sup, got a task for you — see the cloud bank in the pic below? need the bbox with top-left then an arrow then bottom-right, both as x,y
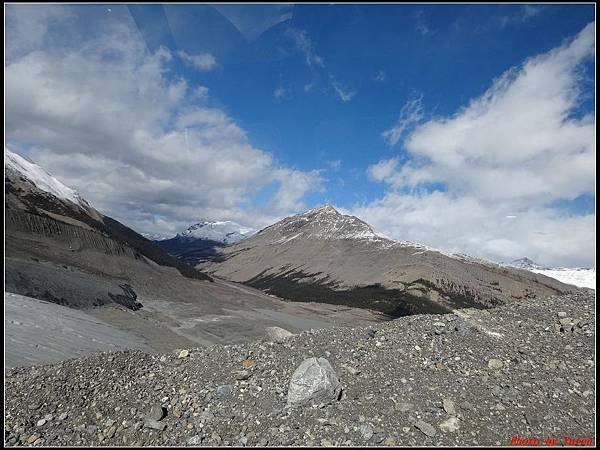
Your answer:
5,5 -> 322,236
358,22 -> 596,267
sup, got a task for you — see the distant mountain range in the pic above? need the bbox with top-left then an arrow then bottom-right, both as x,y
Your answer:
507,258 -> 595,289
198,205 -> 576,317
155,220 -> 255,264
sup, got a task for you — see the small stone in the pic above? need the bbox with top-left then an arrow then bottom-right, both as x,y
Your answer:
383,437 -> 397,446
178,349 -> 189,358
36,419 -> 46,427
442,399 -> 456,415
525,414 -> 542,428
343,365 -> 361,375
106,426 -> 116,438
488,359 -> 504,370
145,419 -> 166,431
414,420 -> 436,437
439,417 -> 460,433
265,326 -> 294,343
235,370 -> 252,381
148,403 -> 166,421
557,311 -> 567,318
187,435 -> 203,445
360,424 -> 374,441
58,412 -> 68,421
216,385 -> 234,398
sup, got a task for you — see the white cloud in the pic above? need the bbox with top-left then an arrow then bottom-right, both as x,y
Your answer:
360,22 -> 596,267
192,86 -> 209,101
5,4 -> 74,61
273,87 -> 290,103
177,50 -> 218,71
332,81 -> 356,102
382,96 -> 424,146
5,6 -> 321,236
352,191 -> 595,268
327,160 -> 342,172
500,5 -> 544,28
285,27 -> 325,69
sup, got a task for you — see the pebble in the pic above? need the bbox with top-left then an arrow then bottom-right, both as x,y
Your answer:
488,359 -> 504,370
442,398 -> 456,415
439,417 -> 460,433
414,420 -> 437,437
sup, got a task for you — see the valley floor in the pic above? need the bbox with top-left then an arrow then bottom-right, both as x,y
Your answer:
4,290 -> 595,447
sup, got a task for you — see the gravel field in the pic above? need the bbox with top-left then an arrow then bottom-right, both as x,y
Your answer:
4,291 -> 595,447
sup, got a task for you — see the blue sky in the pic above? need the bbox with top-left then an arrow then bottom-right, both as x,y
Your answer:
129,3 -> 595,212
5,4 -> 596,266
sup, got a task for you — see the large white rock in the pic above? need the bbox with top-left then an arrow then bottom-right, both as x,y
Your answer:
287,357 -> 342,407
265,326 -> 294,343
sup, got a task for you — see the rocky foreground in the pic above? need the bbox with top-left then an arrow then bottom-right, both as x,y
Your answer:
5,291 -> 596,447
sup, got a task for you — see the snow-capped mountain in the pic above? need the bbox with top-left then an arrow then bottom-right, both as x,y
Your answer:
5,148 -> 91,210
507,257 -> 595,289
141,232 -> 174,242
178,220 -> 255,244
155,220 -> 256,264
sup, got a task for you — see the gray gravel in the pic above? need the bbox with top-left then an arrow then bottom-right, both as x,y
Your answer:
4,291 -> 595,446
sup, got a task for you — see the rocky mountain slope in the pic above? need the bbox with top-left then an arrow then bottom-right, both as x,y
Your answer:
5,148 -> 211,288
199,205 -> 577,317
4,150 -> 385,360
5,290 -> 595,446
507,258 -> 595,290
156,221 -> 255,264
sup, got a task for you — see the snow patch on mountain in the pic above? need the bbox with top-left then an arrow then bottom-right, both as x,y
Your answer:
178,221 -> 255,244
531,268 -> 595,290
506,257 -> 595,289
5,148 -> 90,209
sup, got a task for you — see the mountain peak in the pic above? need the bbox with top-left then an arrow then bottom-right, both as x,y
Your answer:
508,257 -> 547,270
258,204 -> 384,242
305,204 -> 340,215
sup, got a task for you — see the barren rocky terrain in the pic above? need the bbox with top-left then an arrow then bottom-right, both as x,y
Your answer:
5,290 -> 595,447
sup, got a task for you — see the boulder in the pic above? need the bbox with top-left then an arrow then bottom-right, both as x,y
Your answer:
287,357 -> 342,407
